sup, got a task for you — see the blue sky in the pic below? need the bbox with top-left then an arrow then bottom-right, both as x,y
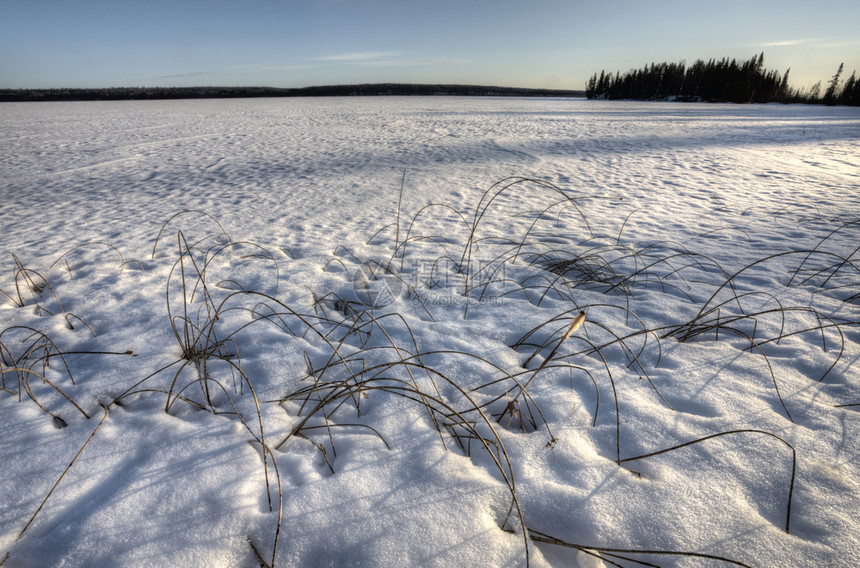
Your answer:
2,0 -> 858,90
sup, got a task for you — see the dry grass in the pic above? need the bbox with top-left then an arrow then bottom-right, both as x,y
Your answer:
2,183 -> 858,568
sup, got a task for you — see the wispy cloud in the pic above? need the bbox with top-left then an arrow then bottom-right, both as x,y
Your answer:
311,51 -> 470,68
760,39 -> 815,47
254,65 -> 310,72
156,71 -> 214,79
358,57 -> 471,67
759,38 -> 860,50
312,51 -> 400,62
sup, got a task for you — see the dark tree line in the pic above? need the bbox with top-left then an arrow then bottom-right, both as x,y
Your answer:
586,53 -> 860,106
0,84 -> 584,103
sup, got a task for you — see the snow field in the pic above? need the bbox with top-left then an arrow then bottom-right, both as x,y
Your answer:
1,98 -> 859,567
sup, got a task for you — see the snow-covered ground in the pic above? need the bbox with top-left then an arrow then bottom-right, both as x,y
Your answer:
1,97 -> 858,567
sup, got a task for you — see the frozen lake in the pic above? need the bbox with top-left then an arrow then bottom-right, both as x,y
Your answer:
1,98 -> 859,567
3,97 -> 858,254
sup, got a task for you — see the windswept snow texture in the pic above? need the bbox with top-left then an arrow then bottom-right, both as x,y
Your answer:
1,98 -> 859,567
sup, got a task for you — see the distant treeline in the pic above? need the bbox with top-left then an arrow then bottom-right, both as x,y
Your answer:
0,84 -> 584,102
586,53 -> 860,106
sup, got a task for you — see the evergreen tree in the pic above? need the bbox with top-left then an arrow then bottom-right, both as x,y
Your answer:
779,69 -> 791,102
838,72 -> 856,105
809,81 -> 822,101
585,73 -> 597,98
824,63 -> 844,105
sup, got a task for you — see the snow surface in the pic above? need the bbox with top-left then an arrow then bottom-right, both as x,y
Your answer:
1,97 -> 859,567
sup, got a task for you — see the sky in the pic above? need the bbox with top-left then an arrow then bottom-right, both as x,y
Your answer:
1,0 -> 858,91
